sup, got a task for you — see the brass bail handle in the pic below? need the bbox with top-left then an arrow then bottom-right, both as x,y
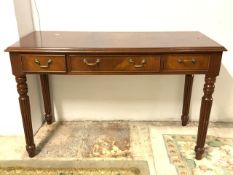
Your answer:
34,58 -> 53,68
83,58 -> 100,66
177,58 -> 196,64
129,59 -> 146,68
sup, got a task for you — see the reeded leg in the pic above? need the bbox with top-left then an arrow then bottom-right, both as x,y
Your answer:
181,74 -> 194,126
16,75 -> 36,157
40,74 -> 53,124
195,75 -> 216,160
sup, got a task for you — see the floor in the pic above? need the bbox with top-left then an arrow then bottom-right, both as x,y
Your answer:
0,121 -> 233,175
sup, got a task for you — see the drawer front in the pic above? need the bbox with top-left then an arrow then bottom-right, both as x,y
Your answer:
69,55 -> 161,73
163,54 -> 210,71
21,54 -> 66,73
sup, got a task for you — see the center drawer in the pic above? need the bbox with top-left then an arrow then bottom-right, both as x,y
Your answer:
69,55 -> 161,73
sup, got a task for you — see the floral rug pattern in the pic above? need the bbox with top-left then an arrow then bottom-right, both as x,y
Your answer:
0,167 -> 140,175
163,135 -> 233,175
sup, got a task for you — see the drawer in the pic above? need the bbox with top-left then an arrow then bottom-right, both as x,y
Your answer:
163,54 -> 210,71
69,55 -> 161,73
21,54 -> 67,73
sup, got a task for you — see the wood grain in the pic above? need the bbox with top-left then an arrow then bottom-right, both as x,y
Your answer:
69,55 -> 160,73
5,32 -> 226,159
181,74 -> 194,126
195,75 -> 216,160
5,31 -> 226,53
16,75 -> 36,157
40,74 -> 53,124
163,54 -> 210,72
21,54 -> 66,73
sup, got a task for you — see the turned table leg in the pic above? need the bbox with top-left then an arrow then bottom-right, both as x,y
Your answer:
16,75 -> 36,157
40,74 -> 53,124
195,75 -> 216,160
181,74 -> 194,126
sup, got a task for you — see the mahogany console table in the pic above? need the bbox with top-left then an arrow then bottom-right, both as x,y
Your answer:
5,31 -> 226,159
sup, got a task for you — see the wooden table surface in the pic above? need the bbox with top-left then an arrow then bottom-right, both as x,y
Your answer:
6,31 -> 226,53
5,31 -> 226,160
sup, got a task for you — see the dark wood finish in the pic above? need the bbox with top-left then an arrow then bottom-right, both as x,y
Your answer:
207,52 -> 223,76
40,74 -> 53,124
21,54 -> 66,73
69,55 -> 160,73
195,75 -> 216,160
16,75 -> 36,157
181,74 -> 194,126
163,54 -> 210,72
5,31 -> 226,53
10,53 -> 24,76
5,32 -> 226,159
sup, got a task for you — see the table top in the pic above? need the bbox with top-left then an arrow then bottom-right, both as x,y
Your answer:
5,31 -> 226,53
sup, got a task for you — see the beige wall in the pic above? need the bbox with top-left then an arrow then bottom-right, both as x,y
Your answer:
32,0 -> 233,122
13,0 -> 34,37
0,0 -> 21,135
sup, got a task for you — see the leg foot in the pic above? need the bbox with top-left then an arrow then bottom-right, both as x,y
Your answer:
181,114 -> 189,126
45,114 -> 53,124
195,146 -> 204,160
26,144 -> 36,157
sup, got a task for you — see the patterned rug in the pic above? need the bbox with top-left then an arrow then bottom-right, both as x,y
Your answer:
35,122 -> 131,158
163,135 -> 233,175
0,167 -> 140,175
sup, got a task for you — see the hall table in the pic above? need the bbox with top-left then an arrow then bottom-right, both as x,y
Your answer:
5,31 -> 226,159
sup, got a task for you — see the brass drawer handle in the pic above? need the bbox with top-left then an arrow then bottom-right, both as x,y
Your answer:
34,58 -> 52,68
83,58 -> 100,66
177,58 -> 196,64
129,59 -> 146,68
